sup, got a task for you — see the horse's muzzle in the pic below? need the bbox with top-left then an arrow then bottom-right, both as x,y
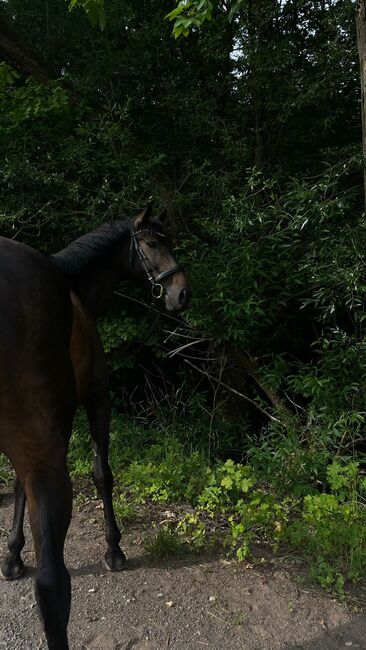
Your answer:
165,285 -> 191,312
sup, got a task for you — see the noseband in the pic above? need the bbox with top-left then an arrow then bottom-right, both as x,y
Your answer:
129,220 -> 184,300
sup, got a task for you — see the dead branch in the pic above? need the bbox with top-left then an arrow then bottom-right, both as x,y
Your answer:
184,359 -> 280,422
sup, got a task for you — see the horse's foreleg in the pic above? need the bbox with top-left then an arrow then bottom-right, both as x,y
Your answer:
1,476 -> 26,580
26,461 -> 72,650
85,388 -> 126,571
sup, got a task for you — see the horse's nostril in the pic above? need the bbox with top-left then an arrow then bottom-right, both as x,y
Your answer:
179,287 -> 190,306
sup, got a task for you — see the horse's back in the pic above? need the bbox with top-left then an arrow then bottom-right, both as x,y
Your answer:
0,237 -> 72,349
0,237 -> 76,468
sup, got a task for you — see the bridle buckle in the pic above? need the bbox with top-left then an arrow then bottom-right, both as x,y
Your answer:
151,283 -> 164,300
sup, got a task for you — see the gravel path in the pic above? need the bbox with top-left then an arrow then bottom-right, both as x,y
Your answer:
1,486 -> 366,650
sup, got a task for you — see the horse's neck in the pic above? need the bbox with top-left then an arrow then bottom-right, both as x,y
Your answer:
72,242 -> 130,316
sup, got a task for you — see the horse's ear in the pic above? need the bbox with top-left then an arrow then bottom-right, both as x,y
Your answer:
157,208 -> 168,223
134,202 -> 153,228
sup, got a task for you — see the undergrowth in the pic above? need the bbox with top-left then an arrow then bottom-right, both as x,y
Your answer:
1,405 -> 365,599
0,405 -> 365,599
67,408 -> 366,601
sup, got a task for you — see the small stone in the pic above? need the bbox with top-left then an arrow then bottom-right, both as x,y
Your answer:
157,592 -> 164,598
166,600 -> 174,607
345,643 -> 353,648
209,596 -> 216,602
88,587 -> 96,593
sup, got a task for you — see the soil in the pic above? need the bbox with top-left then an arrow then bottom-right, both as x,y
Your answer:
1,486 -> 366,650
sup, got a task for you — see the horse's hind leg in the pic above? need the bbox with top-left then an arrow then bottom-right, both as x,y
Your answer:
1,476 -> 26,580
85,386 -> 126,571
25,459 -> 72,650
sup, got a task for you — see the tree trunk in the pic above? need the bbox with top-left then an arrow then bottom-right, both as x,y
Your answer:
0,16 -> 51,82
356,1 -> 366,208
247,0 -> 277,170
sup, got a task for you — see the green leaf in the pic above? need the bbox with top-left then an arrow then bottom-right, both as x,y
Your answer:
68,0 -> 106,30
221,476 -> 233,489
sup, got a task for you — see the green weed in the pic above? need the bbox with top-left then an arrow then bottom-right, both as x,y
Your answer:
113,492 -> 136,525
144,525 -> 189,561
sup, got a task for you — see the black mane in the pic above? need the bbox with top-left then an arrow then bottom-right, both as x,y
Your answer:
52,219 -> 130,278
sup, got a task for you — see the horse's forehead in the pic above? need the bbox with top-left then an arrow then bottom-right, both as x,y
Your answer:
137,225 -> 168,241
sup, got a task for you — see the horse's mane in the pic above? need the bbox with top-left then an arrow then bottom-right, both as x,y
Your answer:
51,219 -> 130,278
51,217 -> 165,280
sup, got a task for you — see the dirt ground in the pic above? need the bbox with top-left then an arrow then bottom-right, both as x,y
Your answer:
1,486 -> 366,650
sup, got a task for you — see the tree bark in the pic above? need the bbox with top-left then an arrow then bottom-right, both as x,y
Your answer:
356,1 -> 366,208
0,16 -> 51,82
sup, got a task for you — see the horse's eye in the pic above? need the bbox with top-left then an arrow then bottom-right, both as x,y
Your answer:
147,240 -> 158,249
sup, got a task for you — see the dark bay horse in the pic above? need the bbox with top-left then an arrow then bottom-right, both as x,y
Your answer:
0,206 -> 189,650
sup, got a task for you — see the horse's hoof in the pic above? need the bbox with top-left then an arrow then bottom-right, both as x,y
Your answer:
104,548 -> 127,572
0,555 -> 24,581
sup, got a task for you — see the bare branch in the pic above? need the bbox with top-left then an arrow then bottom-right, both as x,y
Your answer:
184,359 -> 280,422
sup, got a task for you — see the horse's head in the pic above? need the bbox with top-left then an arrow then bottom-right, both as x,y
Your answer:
131,205 -> 190,312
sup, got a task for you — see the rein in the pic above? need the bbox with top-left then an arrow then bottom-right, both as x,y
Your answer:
128,220 -> 184,301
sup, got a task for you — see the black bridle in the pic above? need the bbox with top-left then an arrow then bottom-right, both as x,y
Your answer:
129,220 -> 184,300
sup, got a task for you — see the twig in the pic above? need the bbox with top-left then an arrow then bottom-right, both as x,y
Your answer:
208,348 -> 226,459
11,201 -> 52,240
163,329 -> 203,340
113,290 -> 192,327
184,359 -> 280,422
164,347 -> 218,361
284,391 -> 308,415
168,338 -> 208,357
206,610 -> 227,624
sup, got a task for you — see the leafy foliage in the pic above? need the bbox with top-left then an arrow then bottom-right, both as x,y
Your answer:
1,0 -> 366,596
166,0 -> 215,38
68,0 -> 106,29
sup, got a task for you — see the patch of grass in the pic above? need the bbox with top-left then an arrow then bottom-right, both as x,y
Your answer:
113,492 -> 136,525
233,612 -> 245,627
144,525 -> 189,561
68,411 -> 93,478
